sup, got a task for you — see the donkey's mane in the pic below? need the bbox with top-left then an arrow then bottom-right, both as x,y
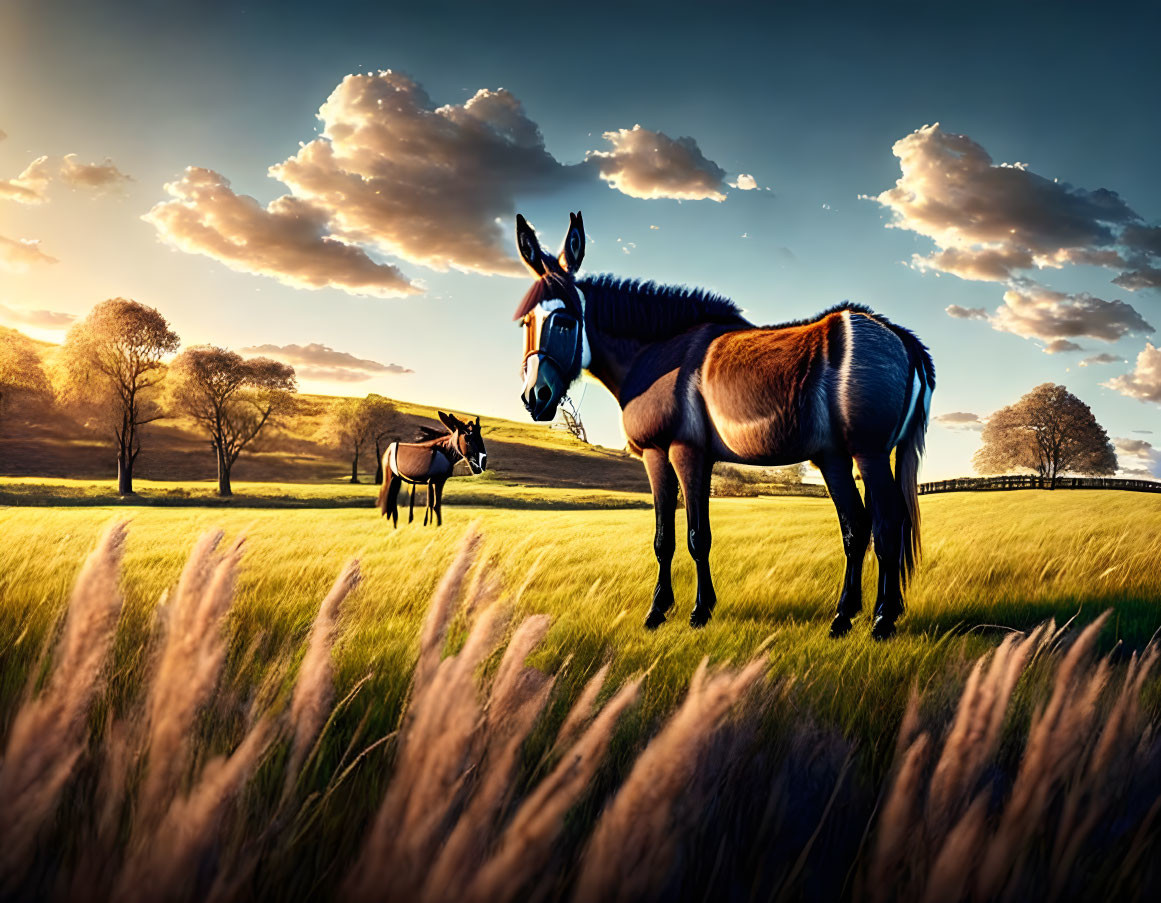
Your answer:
413,425 -> 448,443
578,275 -> 750,340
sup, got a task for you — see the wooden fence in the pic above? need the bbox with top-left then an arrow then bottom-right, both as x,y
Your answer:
919,475 -> 1161,495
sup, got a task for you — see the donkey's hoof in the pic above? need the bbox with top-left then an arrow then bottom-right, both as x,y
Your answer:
644,608 -> 667,630
829,614 -> 853,638
689,606 -> 713,629
871,616 -> 898,641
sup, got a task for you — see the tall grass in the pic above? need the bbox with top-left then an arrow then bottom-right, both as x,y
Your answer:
2,520 -> 1161,901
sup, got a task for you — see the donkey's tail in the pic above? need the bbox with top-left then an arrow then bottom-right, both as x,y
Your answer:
889,325 -> 935,586
378,446 -> 401,524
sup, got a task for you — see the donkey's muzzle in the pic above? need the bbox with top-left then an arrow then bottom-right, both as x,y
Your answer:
521,355 -> 565,421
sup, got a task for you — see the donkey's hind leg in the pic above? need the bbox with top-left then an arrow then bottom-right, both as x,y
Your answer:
856,453 -> 906,640
642,447 -> 678,629
408,483 -> 416,523
670,442 -> 716,628
385,476 -> 402,528
817,455 -> 871,638
433,479 -> 445,527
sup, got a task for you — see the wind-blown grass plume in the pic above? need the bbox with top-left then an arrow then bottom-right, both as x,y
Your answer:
284,558 -> 360,796
924,625 -> 1048,828
552,662 -> 611,754
0,520 -> 127,883
425,615 -> 555,900
346,529 -> 506,903
975,612 -> 1113,899
868,612 -> 1161,903
136,529 -> 245,827
346,532 -> 651,903
463,675 -> 643,903
116,719 -> 272,901
573,655 -> 769,903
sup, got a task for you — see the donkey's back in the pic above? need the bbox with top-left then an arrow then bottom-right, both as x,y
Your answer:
701,304 -> 930,465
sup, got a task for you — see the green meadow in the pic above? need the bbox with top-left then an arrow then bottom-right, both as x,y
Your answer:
4,486 -> 1159,759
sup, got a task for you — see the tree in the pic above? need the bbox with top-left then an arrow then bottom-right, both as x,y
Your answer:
973,383 -> 1117,487
169,346 -> 296,496
59,299 -> 180,495
0,327 -> 51,433
322,394 -> 401,484
367,395 -> 401,484
323,397 -> 375,484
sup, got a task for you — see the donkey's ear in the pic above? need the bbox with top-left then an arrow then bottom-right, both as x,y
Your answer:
516,214 -> 546,276
475,415 -> 481,429
559,210 -> 585,273
438,411 -> 455,430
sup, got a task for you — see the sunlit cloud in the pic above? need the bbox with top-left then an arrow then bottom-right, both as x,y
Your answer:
143,167 -> 419,297
867,123 -> 1161,290
1079,352 -> 1122,367
0,235 -> 56,271
146,71 -> 737,294
1113,436 -> 1160,479
990,285 -> 1153,346
1104,342 -> 1161,404
59,154 -> 132,191
1042,339 -> 1084,354
934,411 -> 984,431
1,152 -> 132,203
271,73 -> 591,277
587,124 -> 728,201
0,302 -> 75,329
0,156 -> 53,204
945,304 -> 988,320
730,173 -> 758,190
239,341 -> 413,382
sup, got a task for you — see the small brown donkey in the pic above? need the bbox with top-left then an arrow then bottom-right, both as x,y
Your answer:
377,412 -> 487,527
513,212 -> 934,639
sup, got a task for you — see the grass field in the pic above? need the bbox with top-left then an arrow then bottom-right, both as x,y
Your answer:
2,486 -> 1161,900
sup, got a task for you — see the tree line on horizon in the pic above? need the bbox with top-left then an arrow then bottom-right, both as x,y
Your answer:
0,299 -> 1133,496
0,298 -> 408,496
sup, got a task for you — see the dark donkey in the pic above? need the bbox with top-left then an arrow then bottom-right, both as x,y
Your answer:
514,212 -> 934,639
377,412 -> 487,527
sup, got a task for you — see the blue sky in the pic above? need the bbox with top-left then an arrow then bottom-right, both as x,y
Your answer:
2,0 -> 1159,478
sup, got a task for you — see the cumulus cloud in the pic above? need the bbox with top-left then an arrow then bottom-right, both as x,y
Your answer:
0,235 -> 56,270
146,72 -> 736,293
730,173 -> 758,190
934,411 -> 984,430
1,153 -> 132,203
587,124 -> 728,201
1115,437 -> 1154,458
239,342 -> 412,382
1104,342 -> 1161,404
0,302 -> 75,329
868,123 -> 1161,295
1113,266 -> 1161,291
1042,339 -> 1084,354
946,304 -> 988,320
270,73 -> 592,277
1079,352 -> 1122,366
1113,437 -> 1160,479
990,285 -> 1153,345
143,167 -> 419,297
0,156 -> 53,204
59,154 -> 132,190
867,123 -> 1146,284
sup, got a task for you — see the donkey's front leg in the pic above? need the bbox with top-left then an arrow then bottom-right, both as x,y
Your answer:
670,442 -> 716,628
642,448 -> 678,629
